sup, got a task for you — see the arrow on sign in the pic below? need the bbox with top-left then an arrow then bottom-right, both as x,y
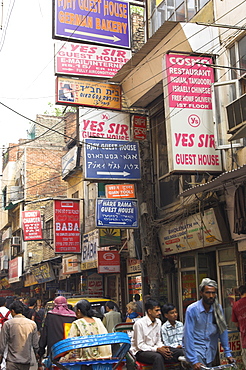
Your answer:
97,171 -> 130,177
109,222 -> 126,224
65,29 -> 121,42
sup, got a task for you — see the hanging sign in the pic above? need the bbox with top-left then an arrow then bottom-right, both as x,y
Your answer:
98,250 -> 120,273
55,41 -> 131,78
22,210 -> 43,241
54,0 -> 131,48
56,77 -> 121,110
54,199 -> 81,253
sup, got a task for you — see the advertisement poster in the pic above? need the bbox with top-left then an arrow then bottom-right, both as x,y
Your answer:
81,229 -> 99,270
56,77 -> 121,110
80,108 -> 130,140
219,331 -> 243,369
96,198 -> 139,228
9,257 -> 22,283
98,250 -> 120,273
55,41 -> 131,78
88,272 -> 103,296
163,53 -> 222,172
84,138 -> 141,180
22,210 -> 43,241
62,256 -> 81,275
54,0 -> 130,48
159,208 -> 222,255
54,199 -> 81,253
132,115 -> 147,140
105,184 -> 135,198
31,262 -> 55,284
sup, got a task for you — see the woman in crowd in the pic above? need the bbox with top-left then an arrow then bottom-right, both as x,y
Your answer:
61,299 -> 111,363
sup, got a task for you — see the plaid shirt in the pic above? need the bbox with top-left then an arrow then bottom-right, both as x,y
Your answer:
161,320 -> 183,347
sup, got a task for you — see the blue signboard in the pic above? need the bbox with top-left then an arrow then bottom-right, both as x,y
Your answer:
54,0 -> 130,49
84,138 -> 141,180
96,198 -> 138,228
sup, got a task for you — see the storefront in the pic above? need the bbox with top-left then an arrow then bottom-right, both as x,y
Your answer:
158,207 -> 239,324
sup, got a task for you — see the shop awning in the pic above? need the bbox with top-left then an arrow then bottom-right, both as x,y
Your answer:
180,165 -> 246,197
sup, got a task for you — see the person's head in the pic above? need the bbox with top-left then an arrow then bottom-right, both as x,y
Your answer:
75,299 -> 94,319
199,278 -> 217,307
9,301 -> 24,316
161,303 -> 178,325
0,298 -> 6,307
54,296 -> 68,308
134,294 -> 140,302
105,301 -> 115,312
143,294 -> 151,303
238,285 -> 246,296
29,298 -> 37,307
126,301 -> 138,314
145,299 -> 161,322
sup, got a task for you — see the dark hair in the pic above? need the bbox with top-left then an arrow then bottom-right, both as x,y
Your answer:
134,294 -> 140,301
76,299 -> 94,318
9,301 -> 24,314
239,285 -> 246,295
5,296 -> 15,309
161,303 -> 176,316
29,298 -> 37,307
0,297 -> 6,307
145,299 -> 160,312
105,301 -> 115,310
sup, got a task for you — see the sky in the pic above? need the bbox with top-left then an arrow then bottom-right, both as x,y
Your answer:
0,0 -> 55,150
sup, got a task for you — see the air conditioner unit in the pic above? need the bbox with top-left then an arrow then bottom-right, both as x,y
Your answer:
12,236 -> 20,245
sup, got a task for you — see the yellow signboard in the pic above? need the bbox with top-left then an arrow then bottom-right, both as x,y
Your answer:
56,77 -> 121,110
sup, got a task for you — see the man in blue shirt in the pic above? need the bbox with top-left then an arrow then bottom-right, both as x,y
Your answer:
183,278 -> 234,369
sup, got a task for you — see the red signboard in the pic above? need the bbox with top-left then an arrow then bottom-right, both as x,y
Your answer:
132,115 -> 147,140
9,257 -> 22,283
54,199 -> 81,253
22,210 -> 43,241
98,251 -> 120,273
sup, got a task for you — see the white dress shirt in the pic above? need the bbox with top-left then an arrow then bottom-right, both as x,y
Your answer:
131,315 -> 163,355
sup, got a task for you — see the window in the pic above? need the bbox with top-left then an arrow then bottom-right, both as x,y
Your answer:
45,219 -> 53,244
149,0 -> 211,37
72,191 -> 79,198
2,187 -> 7,208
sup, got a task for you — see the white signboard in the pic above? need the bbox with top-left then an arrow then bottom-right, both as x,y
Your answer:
80,108 -> 130,141
55,41 -> 131,79
163,54 -> 222,172
81,229 -> 99,270
159,208 -> 222,255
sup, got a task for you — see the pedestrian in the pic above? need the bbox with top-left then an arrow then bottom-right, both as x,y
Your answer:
0,297 -> 12,370
126,301 -> 141,322
0,300 -> 39,370
134,294 -> 143,317
23,298 -> 37,321
102,301 -> 121,333
131,298 -> 173,370
161,303 -> 184,361
183,277 -> 234,369
231,284 -> 246,368
60,299 -> 111,363
38,296 -> 76,360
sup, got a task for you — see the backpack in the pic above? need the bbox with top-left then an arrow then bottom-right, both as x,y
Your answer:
0,310 -> 11,327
